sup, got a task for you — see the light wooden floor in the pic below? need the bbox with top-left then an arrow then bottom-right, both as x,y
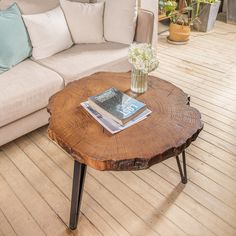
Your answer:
0,21 -> 236,236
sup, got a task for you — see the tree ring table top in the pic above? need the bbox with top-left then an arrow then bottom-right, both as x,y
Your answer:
47,72 -> 203,171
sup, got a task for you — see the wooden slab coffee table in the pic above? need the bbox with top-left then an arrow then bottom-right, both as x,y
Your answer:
47,72 -> 203,230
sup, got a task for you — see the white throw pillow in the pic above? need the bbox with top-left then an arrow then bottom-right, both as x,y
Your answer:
60,0 -> 104,44
22,7 -> 73,60
104,0 -> 137,45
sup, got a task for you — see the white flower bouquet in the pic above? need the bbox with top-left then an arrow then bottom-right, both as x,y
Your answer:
128,43 -> 159,74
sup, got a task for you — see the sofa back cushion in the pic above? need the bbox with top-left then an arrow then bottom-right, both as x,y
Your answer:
0,3 -> 32,74
22,6 -> 73,59
104,0 -> 137,45
0,0 -> 59,14
60,0 -> 104,44
0,0 -> 92,14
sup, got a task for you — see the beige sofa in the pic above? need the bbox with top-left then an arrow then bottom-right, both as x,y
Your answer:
0,0 -> 157,146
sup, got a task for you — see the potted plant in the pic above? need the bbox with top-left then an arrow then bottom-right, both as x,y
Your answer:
164,0 -> 200,43
193,0 -> 221,32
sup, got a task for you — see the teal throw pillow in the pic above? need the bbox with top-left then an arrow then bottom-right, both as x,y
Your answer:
0,3 -> 32,74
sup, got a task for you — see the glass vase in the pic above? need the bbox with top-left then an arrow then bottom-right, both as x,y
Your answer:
131,68 -> 148,93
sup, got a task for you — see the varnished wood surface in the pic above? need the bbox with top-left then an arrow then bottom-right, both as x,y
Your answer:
0,21 -> 236,236
48,73 -> 203,171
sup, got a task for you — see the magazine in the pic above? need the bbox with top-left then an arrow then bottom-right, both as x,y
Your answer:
81,101 -> 152,134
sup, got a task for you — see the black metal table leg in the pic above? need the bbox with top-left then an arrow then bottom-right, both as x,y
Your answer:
69,160 -> 87,230
176,150 -> 187,184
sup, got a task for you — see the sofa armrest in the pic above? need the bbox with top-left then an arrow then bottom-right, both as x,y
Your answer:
135,9 -> 154,44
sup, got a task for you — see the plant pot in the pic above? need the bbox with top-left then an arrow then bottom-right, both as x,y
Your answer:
169,23 -> 190,42
193,1 -> 221,32
227,0 -> 236,24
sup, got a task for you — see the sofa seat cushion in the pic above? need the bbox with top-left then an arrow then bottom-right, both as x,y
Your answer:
0,59 -> 64,127
38,42 -> 130,84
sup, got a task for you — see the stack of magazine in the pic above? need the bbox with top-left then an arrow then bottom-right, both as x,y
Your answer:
81,87 -> 152,134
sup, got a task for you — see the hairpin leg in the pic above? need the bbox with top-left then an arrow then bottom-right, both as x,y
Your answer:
69,160 -> 87,230
176,150 -> 187,184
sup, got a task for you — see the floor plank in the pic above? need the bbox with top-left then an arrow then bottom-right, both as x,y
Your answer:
16,135 -> 128,236
29,130 -> 157,236
111,171 -> 214,236
1,21 -> 236,235
151,164 -> 236,236
0,166 -> 45,236
2,143 -> 101,236
89,169 -> 186,236
164,158 -> 236,225
0,151 -> 70,236
0,209 -> 16,236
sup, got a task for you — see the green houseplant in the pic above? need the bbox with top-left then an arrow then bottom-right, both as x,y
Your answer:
159,0 -> 167,15
164,0 -> 200,43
